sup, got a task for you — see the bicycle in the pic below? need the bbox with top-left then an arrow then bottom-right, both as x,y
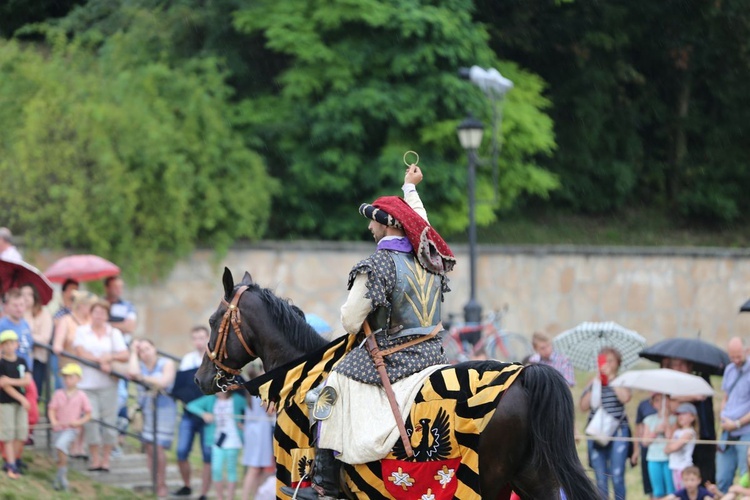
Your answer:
441,306 -> 533,364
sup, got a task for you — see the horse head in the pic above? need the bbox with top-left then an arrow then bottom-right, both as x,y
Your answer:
195,267 -> 259,394
195,267 -> 328,394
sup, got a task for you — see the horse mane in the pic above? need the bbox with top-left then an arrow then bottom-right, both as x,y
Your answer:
246,284 -> 328,352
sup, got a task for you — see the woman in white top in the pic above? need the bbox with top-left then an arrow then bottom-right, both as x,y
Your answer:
53,290 -> 96,367
73,299 -> 129,471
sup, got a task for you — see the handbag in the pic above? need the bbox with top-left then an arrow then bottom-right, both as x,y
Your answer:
585,407 -> 621,446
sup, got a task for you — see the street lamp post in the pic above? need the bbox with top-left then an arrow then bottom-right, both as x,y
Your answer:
457,115 -> 485,325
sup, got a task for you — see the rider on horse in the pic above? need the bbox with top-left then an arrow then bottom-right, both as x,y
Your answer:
283,165 -> 455,500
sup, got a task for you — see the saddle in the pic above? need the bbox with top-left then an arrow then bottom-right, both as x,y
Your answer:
245,333 -> 524,500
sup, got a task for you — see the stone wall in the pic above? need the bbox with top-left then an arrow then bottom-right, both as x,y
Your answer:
36,243 -> 750,357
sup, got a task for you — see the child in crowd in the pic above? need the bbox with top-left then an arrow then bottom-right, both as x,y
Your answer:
0,289 -> 34,370
241,367 -> 275,500
644,393 -> 677,499
636,393 -> 661,499
666,403 -> 699,490
665,466 -> 717,499
0,330 -> 31,479
187,390 -> 246,500
48,363 -> 92,491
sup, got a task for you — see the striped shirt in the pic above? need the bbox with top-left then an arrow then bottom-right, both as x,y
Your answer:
53,306 -> 71,321
584,384 -> 627,421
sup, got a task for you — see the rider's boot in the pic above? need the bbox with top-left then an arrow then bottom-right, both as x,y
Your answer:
280,448 -> 341,500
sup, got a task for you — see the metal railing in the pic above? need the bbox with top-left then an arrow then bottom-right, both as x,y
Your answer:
34,342 -> 168,495
156,348 -> 181,362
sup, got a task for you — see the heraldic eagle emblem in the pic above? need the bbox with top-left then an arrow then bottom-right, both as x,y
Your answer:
392,407 -> 452,461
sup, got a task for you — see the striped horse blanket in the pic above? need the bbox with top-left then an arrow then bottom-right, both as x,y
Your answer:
246,334 -> 523,500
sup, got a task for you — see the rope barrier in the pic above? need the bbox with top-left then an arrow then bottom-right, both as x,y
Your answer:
581,434 -> 750,446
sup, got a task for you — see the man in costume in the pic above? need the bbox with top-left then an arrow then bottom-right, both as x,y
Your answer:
283,165 -> 455,499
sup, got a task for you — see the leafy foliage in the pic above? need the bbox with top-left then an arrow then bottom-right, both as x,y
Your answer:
0,0 -> 84,38
480,0 -> 750,221
233,0 -> 558,238
3,0 -> 747,271
0,20 -> 276,279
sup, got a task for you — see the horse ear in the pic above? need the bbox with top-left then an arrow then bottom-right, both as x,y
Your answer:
222,267 -> 234,300
241,271 -> 254,286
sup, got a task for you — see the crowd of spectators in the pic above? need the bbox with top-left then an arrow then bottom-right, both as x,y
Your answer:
525,339 -> 750,500
7,221 -> 750,500
0,245 -> 275,498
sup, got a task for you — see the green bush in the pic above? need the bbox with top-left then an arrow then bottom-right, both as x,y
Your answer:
0,23 -> 276,278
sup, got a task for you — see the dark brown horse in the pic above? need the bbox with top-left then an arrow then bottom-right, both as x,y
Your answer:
195,269 -> 601,499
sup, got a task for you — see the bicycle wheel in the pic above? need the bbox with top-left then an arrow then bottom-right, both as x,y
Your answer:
441,332 -> 467,364
485,332 -> 533,363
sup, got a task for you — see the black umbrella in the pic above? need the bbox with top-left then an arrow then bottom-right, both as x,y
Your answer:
740,298 -> 750,313
639,338 -> 730,376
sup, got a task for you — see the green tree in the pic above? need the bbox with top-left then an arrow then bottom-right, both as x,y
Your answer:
480,0 -> 750,222
233,0 -> 558,238
0,0 -> 84,38
0,22 -> 276,278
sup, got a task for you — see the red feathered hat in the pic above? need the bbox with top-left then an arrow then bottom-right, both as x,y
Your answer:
359,196 -> 455,275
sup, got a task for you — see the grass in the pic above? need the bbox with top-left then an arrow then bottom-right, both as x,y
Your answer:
472,206 -> 750,248
0,451 -> 145,499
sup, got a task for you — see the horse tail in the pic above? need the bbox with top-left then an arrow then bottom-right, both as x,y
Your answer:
520,363 -> 602,499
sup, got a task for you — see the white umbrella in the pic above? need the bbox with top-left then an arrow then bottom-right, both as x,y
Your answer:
609,368 -> 714,397
553,321 -> 647,371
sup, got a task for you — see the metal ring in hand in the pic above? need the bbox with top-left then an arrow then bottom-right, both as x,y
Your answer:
403,150 -> 419,166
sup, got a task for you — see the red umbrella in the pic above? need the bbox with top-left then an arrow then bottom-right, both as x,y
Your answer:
44,254 -> 120,283
0,258 -> 54,305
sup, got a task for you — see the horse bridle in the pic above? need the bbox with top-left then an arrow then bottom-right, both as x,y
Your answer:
207,285 -> 257,392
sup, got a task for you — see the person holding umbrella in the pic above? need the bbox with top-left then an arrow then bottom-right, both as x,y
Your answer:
640,336 -> 729,485
20,284 -> 53,398
580,347 -> 632,500
669,357 -> 717,485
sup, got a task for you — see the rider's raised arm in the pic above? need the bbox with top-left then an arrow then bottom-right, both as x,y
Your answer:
340,273 -> 371,334
403,164 -> 429,224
